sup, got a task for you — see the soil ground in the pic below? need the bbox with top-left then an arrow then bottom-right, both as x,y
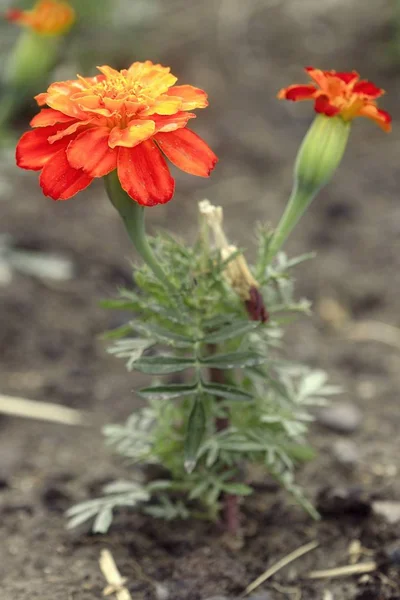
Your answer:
1,1 -> 400,598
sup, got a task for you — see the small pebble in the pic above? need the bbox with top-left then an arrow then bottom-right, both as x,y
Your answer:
0,259 -> 12,286
154,583 -> 170,600
372,501 -> 400,524
332,439 -> 360,467
317,485 -> 371,517
315,401 -> 362,434
203,594 -> 271,600
8,249 -> 75,281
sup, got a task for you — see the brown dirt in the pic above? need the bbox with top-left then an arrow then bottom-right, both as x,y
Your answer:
1,1 -> 400,598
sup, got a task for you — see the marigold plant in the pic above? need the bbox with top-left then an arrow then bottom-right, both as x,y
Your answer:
0,0 -> 75,131
15,63 -> 391,534
6,0 -> 75,35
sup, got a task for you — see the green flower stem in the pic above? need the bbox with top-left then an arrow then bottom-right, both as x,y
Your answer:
266,184 -> 315,262
267,115 -> 351,262
5,31 -> 60,88
104,171 -> 176,292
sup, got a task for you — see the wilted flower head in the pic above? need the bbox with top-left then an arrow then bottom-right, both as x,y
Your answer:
6,0 -> 75,35
199,200 -> 268,322
16,61 -> 217,205
278,67 -> 391,132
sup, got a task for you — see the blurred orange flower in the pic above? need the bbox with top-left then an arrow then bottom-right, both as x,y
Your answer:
16,61 -> 218,205
6,0 -> 75,35
278,67 -> 391,132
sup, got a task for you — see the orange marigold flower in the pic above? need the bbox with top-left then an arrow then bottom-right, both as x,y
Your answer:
16,61 -> 218,205
278,67 -> 391,132
5,0 -> 75,35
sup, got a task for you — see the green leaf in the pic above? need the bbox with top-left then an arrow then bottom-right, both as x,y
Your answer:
202,320 -> 260,343
92,507 -> 113,534
66,507 -> 99,529
139,382 -> 198,401
201,315 -> 232,330
200,351 -> 266,370
202,381 -> 253,402
102,324 -> 132,340
107,338 -> 155,370
184,399 -> 206,473
134,355 -> 196,375
131,321 -> 194,348
221,482 -> 253,496
99,298 -> 142,311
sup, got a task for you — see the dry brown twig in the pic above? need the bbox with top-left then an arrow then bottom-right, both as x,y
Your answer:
99,549 -> 132,600
242,540 -> 319,596
306,562 -> 377,580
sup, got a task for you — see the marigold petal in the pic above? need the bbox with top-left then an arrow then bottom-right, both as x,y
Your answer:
304,67 -> 329,88
141,95 -> 182,116
330,71 -> 359,84
35,92 -> 49,106
278,84 -> 318,101
47,119 -> 92,142
30,108 -> 75,127
154,129 -> 218,177
40,149 -> 93,200
97,65 -> 121,79
358,104 -> 392,132
353,80 -> 384,98
166,85 -> 208,110
117,140 -> 175,206
128,61 -> 177,94
16,125 -> 72,170
46,93 -> 88,119
314,95 -> 340,117
108,120 -> 156,149
66,127 -> 117,177
153,112 -> 196,133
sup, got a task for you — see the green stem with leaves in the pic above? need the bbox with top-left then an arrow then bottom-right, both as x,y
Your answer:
104,171 -> 176,293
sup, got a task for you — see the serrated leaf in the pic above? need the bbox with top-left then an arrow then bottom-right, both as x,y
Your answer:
221,482 -> 253,496
201,315 -> 233,330
92,507 -> 113,534
134,355 -> 195,375
188,479 -> 210,500
202,320 -> 260,343
66,507 -> 99,529
99,298 -> 142,311
139,382 -> 198,401
146,304 -> 191,325
131,321 -> 194,348
202,381 -> 253,402
107,338 -> 154,370
102,480 -> 148,495
184,400 -> 206,473
66,498 -> 108,516
147,480 -> 174,492
298,370 -> 328,399
200,351 -> 266,370
102,324 -> 132,340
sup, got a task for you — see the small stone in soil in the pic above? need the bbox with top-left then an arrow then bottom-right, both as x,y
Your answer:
154,583 -> 170,600
332,439 -> 360,467
372,501 -> 400,524
203,594 -> 271,600
315,402 -> 362,434
41,486 -> 71,512
317,485 -> 372,517
0,477 -> 9,490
